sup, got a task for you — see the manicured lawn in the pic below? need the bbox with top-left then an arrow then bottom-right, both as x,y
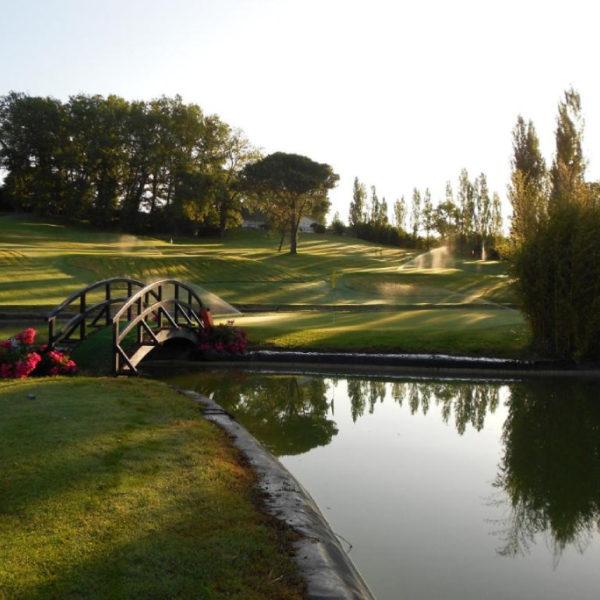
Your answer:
1,213 -> 527,358
0,377 -> 304,600
0,214 -> 515,308
233,309 -> 530,358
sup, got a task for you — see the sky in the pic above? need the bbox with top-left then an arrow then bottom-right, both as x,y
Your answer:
1,0 -> 599,225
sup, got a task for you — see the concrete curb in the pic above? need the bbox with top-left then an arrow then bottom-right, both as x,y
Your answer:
176,388 -> 375,600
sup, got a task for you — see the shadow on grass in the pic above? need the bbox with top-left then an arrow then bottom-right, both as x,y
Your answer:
0,379 -> 304,600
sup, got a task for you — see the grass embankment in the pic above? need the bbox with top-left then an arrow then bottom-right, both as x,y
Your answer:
0,377 -> 304,600
0,213 -> 530,357
234,308 -> 528,358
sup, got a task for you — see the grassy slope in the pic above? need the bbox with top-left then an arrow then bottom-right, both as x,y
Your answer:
0,214 -> 514,306
235,308 -> 528,358
0,377 -> 304,600
0,213 -> 529,357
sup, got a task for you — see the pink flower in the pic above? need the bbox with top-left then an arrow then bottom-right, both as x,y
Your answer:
62,359 -> 77,374
16,328 -> 36,345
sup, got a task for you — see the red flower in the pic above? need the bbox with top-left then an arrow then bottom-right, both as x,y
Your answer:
1,363 -> 14,378
16,328 -> 36,345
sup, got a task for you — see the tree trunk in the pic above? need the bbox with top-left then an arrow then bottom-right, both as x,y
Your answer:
290,211 -> 298,255
219,203 -> 227,238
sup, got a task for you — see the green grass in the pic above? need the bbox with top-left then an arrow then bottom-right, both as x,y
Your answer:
234,309 -> 530,358
0,214 -> 515,307
0,213 -> 528,358
0,377 -> 304,600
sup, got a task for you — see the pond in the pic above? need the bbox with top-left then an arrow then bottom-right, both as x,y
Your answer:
151,366 -> 600,600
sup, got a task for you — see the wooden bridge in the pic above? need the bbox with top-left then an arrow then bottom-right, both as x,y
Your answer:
47,278 -> 208,375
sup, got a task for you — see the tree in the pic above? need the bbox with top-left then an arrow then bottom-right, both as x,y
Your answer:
510,89 -> 600,360
433,181 -> 460,242
349,177 -> 366,228
457,168 -> 474,253
508,116 -> 547,245
474,173 -> 492,259
330,211 -> 346,235
422,188 -> 434,249
369,185 -> 380,224
393,196 -> 406,231
550,88 -> 586,212
410,188 -> 421,242
380,197 -> 389,226
491,192 -> 503,242
242,152 -> 338,254
434,199 -> 459,240
212,127 -> 261,237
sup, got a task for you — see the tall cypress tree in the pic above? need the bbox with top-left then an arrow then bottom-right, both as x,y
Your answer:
410,188 -> 421,242
349,176 -> 366,228
508,116 -> 547,245
550,88 -> 586,212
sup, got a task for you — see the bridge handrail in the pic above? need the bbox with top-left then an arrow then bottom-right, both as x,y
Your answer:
111,279 -> 204,323
112,279 -> 206,375
46,277 -> 147,347
47,277 -> 146,318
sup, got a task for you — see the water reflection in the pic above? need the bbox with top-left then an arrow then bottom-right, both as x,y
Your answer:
165,368 -> 600,564
493,380 -> 600,562
185,371 -> 337,455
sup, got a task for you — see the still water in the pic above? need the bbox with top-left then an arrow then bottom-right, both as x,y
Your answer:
156,367 -> 600,600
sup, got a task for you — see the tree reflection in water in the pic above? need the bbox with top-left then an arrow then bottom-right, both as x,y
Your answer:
170,369 -> 600,562
183,371 -> 338,456
348,379 -> 500,434
493,380 -> 600,563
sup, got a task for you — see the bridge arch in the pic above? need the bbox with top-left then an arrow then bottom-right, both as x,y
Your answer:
47,278 -> 209,375
112,279 -> 206,375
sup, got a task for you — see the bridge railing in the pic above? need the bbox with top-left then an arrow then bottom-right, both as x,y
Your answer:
112,279 -> 206,375
47,277 -> 147,348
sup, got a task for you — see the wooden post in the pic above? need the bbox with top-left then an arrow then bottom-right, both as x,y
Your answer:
137,298 -> 143,344
79,293 -> 86,340
127,282 -> 132,322
113,320 -> 119,375
105,282 -> 111,325
174,283 -> 179,325
157,285 -> 163,328
48,316 -> 55,348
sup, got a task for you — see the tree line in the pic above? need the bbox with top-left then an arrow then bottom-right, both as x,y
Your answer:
508,88 -> 600,361
0,92 -> 337,252
0,92 -> 261,235
345,170 -> 503,258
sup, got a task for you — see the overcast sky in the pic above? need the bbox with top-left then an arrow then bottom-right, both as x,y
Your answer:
1,0 -> 599,223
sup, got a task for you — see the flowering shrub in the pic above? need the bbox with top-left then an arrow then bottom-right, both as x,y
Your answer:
0,328 -> 77,379
197,321 -> 248,356
35,347 -> 78,377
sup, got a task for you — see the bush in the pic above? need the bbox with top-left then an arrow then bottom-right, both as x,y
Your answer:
196,322 -> 248,356
511,202 -> 600,361
0,328 -> 77,379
